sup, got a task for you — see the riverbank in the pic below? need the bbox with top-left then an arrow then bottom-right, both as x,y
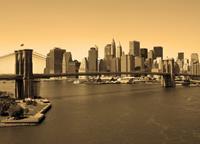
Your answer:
0,99 -> 51,127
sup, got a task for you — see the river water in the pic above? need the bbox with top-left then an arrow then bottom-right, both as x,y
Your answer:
0,80 -> 200,144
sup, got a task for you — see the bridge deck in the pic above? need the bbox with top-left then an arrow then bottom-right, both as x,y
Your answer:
0,72 -> 199,80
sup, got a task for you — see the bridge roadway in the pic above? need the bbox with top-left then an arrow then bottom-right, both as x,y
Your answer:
0,72 -> 200,80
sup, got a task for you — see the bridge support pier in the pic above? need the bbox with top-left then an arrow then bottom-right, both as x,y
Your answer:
15,49 -> 34,99
15,79 -> 23,99
161,59 -> 176,88
161,74 -> 175,88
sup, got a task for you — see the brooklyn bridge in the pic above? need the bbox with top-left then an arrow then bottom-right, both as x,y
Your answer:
0,49 -> 199,99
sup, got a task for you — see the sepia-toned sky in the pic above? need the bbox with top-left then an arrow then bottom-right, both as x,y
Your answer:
0,0 -> 199,60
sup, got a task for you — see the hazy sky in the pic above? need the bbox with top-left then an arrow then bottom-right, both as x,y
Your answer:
0,0 -> 199,60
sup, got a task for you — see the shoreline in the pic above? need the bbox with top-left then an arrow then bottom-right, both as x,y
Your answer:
0,100 -> 52,127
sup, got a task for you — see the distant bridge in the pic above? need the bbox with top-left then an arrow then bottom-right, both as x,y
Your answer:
1,72 -> 199,80
0,49 -> 199,99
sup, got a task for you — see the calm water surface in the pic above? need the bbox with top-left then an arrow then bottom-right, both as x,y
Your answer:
0,80 -> 200,144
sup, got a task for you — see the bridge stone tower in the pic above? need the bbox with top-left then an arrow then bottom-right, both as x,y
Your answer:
161,59 -> 176,87
15,49 -> 33,99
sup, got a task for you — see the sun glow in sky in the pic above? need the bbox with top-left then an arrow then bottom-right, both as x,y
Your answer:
0,0 -> 200,60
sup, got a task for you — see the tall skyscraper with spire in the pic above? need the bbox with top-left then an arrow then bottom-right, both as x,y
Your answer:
111,38 -> 116,57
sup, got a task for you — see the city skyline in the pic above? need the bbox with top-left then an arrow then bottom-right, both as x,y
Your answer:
0,38 -> 199,61
1,1 -> 200,143
0,0 -> 200,60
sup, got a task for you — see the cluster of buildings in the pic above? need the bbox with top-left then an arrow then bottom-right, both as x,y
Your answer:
44,48 -> 80,74
79,39 -> 164,74
43,39 -> 200,76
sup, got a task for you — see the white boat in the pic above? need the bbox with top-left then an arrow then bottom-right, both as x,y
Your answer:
73,79 -> 80,84
41,98 -> 50,103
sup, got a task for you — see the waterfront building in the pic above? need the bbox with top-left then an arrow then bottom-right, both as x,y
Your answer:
174,62 -> 181,74
129,41 -> 140,56
62,52 -> 72,73
140,48 -> 148,60
79,57 -> 88,73
152,57 -> 163,72
116,58 -> 121,72
191,53 -> 199,64
190,53 -> 200,75
127,55 -> 135,73
79,57 -> 88,79
104,44 -> 112,71
121,55 -> 127,73
116,42 -> 122,58
98,59 -> 107,72
176,59 -> 184,73
135,56 -> 144,71
88,47 -> 98,72
44,53 -> 50,74
121,54 -> 134,73
44,47 -> 66,74
111,39 -> 116,57
104,44 -> 111,59
183,59 -> 190,73
67,60 -> 80,73
153,46 -> 163,59
148,50 -> 154,60
190,63 -> 200,75
144,59 -> 152,72
110,58 -> 121,72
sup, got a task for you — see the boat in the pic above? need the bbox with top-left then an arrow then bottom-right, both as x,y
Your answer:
73,79 -> 80,84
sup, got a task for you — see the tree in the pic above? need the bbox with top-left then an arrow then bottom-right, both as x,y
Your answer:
0,101 -> 10,116
8,104 -> 24,119
0,98 -> 15,116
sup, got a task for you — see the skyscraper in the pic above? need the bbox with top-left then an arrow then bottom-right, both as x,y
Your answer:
111,38 -> 116,57
44,47 -> 66,74
62,52 -> 72,73
183,59 -> 190,73
176,59 -> 184,73
135,56 -> 144,71
129,41 -> 140,56
79,57 -> 89,79
127,55 -> 135,73
190,53 -> 200,75
121,55 -> 128,73
104,44 -> 111,59
140,48 -> 148,59
148,50 -> 154,60
79,57 -> 88,73
178,52 -> 184,60
116,42 -> 122,58
176,52 -> 184,73
110,58 -> 121,72
191,53 -> 199,64
190,63 -> 200,75
121,54 -> 134,73
88,47 -> 98,72
67,60 -> 80,73
104,44 -> 112,71
98,59 -> 107,72
153,46 -> 163,59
